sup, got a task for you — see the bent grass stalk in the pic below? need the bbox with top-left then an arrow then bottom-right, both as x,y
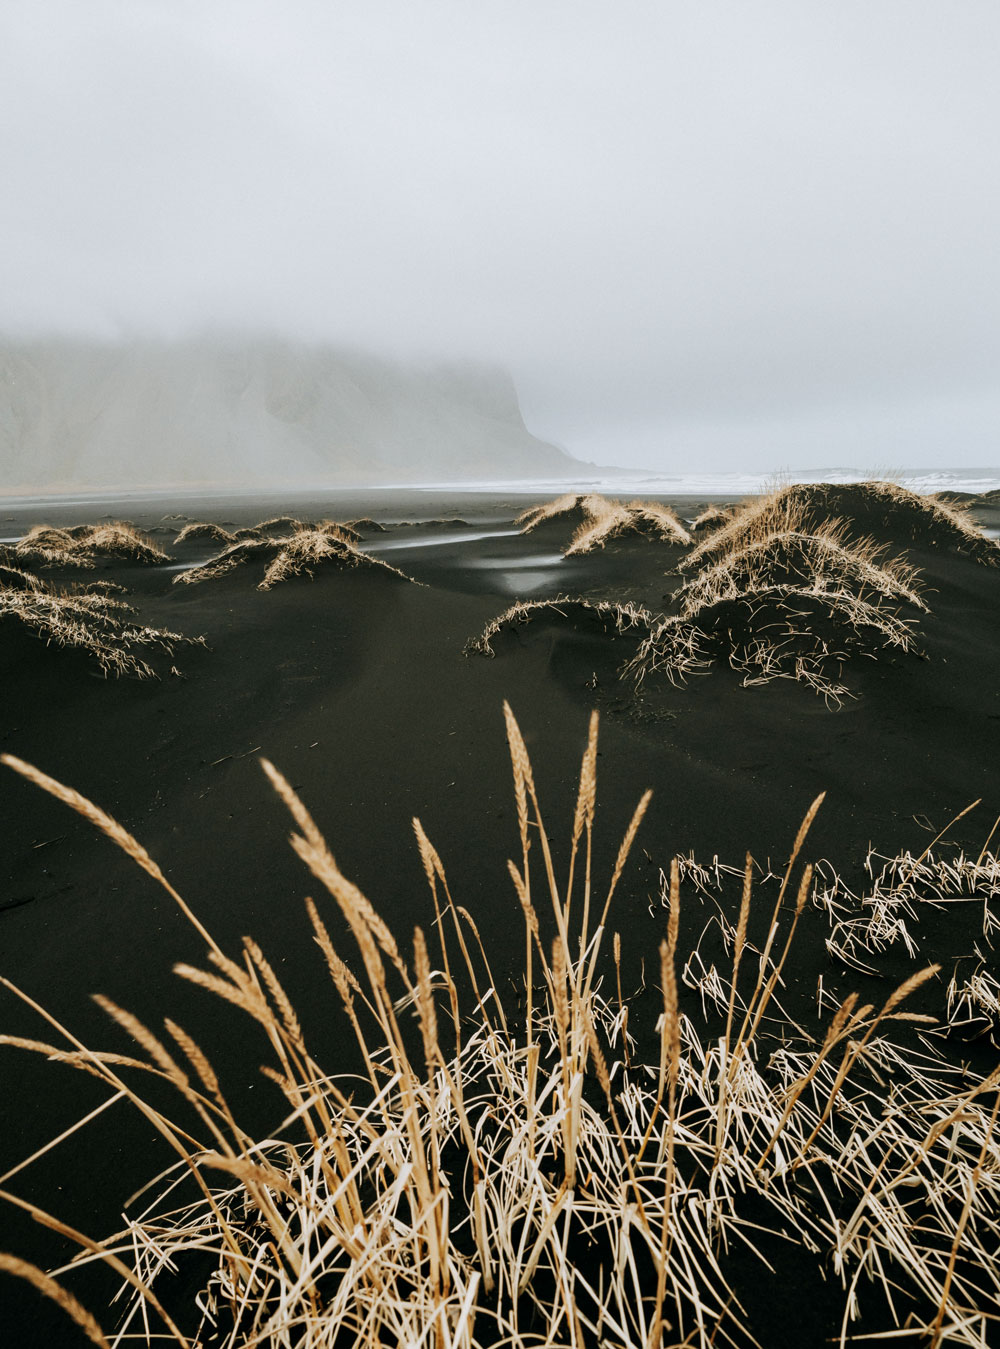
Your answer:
2,714 -> 999,1347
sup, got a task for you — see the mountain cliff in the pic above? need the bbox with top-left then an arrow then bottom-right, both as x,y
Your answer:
0,338 -> 571,491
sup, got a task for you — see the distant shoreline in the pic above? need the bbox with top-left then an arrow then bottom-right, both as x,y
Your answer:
4,465 -> 1000,506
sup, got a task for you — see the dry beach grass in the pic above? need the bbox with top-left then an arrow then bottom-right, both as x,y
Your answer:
629,520 -> 930,705
174,519 -> 362,547
480,481 -> 998,705
174,526 -> 413,590
515,495 -> 692,552
680,482 -> 999,573
9,522 -> 171,569
2,481 -> 1000,1347
0,571 -> 204,679
1,709 -> 999,1348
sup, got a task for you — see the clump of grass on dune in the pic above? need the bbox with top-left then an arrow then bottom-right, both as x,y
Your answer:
683,480 -> 998,572
566,499 -> 692,554
473,513 -> 927,703
14,522 -> 171,569
514,493 -> 608,533
627,500 -> 932,705
258,528 -> 394,588
241,514 -> 306,537
690,504 -> 733,533
174,536 -> 278,585
175,527 -> 414,589
516,494 -> 692,552
0,563 -> 43,593
630,587 -> 922,706
473,481 -> 988,709
0,575 -> 204,677
241,517 -> 362,544
172,521 -> 237,545
678,520 -> 926,614
175,518 -> 362,547
3,712 -> 1000,1348
465,596 -> 654,657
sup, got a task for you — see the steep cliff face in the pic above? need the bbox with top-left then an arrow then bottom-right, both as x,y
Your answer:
0,339 -> 571,491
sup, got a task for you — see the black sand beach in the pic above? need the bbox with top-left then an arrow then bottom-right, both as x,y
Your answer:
2,486 -> 1000,1347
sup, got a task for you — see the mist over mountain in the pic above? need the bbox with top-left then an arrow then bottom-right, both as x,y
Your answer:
0,338 -> 573,492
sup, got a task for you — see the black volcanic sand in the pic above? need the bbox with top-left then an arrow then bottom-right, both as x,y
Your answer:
2,488 -> 1000,1347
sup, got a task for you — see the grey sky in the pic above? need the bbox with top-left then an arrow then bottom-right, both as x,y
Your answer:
2,0 -> 998,471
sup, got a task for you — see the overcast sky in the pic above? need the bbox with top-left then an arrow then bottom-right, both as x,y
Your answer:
2,0 -> 998,472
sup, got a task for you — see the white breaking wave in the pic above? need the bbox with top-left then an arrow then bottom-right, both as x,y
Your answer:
406,466 -> 1000,497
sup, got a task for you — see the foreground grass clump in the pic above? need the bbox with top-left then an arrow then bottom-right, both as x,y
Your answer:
175,527 -> 413,589
516,495 -> 692,552
12,523 -> 170,569
682,481 -> 998,572
0,572 -> 204,677
2,712 -> 999,1348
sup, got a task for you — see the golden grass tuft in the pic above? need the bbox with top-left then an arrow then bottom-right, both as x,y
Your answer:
0,563 -> 43,592
14,522 -> 170,568
629,503 -> 932,704
465,595 -> 654,658
513,493 -> 608,533
175,518 -> 361,547
677,519 -> 926,614
629,586 -> 922,706
682,480 -> 999,572
258,529 -> 381,589
2,719 -> 999,1346
690,504 -> 733,532
0,574 -> 205,678
473,512 -> 928,703
175,528 -> 413,589
173,521 -> 237,545
565,499 -> 692,554
516,494 -> 692,552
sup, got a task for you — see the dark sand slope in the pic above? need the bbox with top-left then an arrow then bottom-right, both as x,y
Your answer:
0,487 -> 999,1346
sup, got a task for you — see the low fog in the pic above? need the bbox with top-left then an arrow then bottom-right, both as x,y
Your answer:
1,1 -> 998,484
0,338 -> 569,491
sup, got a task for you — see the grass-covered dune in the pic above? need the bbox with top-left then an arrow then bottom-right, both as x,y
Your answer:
680,480 -> 999,570
1,482 -> 999,1347
480,481 -> 998,704
517,493 -> 692,553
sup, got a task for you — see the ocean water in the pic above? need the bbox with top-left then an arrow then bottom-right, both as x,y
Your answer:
410,466 -> 1000,497
2,467 -> 998,512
